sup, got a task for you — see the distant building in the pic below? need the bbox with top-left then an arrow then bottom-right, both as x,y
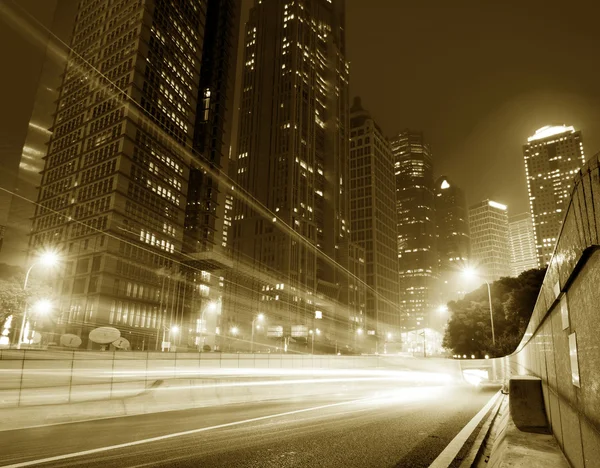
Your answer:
509,213 -> 538,276
391,130 -> 437,331
434,176 -> 470,270
349,97 -> 399,339
523,125 -> 585,266
434,176 -> 470,308
469,200 -> 511,282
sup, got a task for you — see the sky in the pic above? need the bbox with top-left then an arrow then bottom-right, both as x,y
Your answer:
1,0 -> 599,220
239,0 -> 600,214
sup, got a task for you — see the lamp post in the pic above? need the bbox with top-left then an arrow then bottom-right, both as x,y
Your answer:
463,268 -> 495,346
250,313 -> 264,352
161,325 -> 179,351
18,251 -> 59,349
229,326 -> 238,352
308,328 -> 320,354
200,300 -> 218,350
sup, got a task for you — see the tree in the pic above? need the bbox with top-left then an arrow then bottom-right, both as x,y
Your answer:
443,267 -> 547,358
0,264 -> 56,337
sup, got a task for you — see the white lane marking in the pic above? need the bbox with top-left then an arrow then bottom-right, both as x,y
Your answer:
429,390 -> 501,468
0,397 -> 376,468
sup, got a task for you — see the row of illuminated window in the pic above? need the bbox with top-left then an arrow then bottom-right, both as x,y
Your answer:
140,229 -> 175,253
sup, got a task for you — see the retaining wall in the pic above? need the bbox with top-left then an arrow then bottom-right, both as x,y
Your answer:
502,154 -> 600,468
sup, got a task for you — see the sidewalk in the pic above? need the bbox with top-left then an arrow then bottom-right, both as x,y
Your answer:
476,394 -> 569,468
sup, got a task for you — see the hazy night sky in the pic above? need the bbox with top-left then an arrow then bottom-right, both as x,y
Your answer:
237,0 -> 600,214
2,0 -> 599,219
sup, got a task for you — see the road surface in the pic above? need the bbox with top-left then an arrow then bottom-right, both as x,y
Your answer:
0,384 -> 497,467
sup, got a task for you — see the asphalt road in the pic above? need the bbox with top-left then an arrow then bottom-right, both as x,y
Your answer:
0,385 -> 497,468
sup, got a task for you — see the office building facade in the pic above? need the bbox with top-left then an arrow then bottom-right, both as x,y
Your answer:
349,97 -> 399,338
508,212 -> 538,276
391,130 -> 437,331
523,125 -> 585,266
229,0 -> 352,347
434,175 -> 470,308
29,0 -> 239,349
468,200 -> 511,282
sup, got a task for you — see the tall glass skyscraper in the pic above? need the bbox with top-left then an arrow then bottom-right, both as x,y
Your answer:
30,0 -> 240,349
434,175 -> 470,307
523,125 -> 585,266
228,0 -> 353,345
391,130 -> 437,331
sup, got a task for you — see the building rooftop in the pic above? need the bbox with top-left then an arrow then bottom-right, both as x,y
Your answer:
527,125 -> 575,142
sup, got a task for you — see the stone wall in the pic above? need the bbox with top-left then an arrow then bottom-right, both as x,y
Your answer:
506,154 -> 600,468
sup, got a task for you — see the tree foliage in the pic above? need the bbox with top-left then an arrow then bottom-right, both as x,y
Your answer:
0,264 -> 56,331
442,267 -> 547,358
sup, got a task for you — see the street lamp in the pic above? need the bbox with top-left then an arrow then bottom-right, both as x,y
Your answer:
437,305 -> 448,314
308,328 -> 320,354
250,313 -> 264,352
18,250 -> 60,349
161,325 -> 179,351
200,300 -> 218,350
462,267 -> 495,346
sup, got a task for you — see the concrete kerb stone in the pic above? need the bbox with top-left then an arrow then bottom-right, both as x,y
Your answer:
509,376 -> 549,433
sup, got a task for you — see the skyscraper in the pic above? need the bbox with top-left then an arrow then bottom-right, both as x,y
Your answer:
434,175 -> 470,306
523,125 -> 585,266
0,0 -> 78,266
229,0 -> 351,345
29,0 -> 240,349
434,176 -> 470,270
349,97 -> 399,339
184,0 -> 241,256
469,200 -> 511,282
391,130 -> 437,331
508,212 -> 538,276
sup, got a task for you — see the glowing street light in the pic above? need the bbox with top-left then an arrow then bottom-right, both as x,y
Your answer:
18,250 -> 60,348
386,332 -> 392,340
231,326 -> 239,336
200,299 -> 219,350
461,267 -> 495,346
437,305 -> 449,314
32,299 -> 53,315
250,313 -> 265,352
171,325 -> 180,334
356,328 -> 363,335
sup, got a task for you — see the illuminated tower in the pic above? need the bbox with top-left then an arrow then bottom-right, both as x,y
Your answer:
434,175 -> 470,305
29,0 -> 240,349
523,125 -> 585,266
391,130 -> 437,331
230,0 -> 350,339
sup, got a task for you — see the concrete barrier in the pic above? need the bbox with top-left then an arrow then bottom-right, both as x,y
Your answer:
0,371 -> 451,431
508,376 -> 548,433
0,352 -> 463,409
